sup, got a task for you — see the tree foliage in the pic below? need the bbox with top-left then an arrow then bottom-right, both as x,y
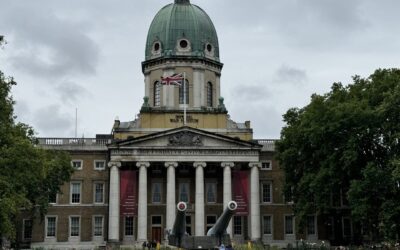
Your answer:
0,71 -> 74,240
277,69 -> 400,242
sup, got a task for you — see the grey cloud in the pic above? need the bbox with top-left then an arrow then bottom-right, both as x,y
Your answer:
56,81 -> 90,104
0,1 -> 99,79
274,65 -> 307,85
231,84 -> 271,103
33,105 -> 73,136
14,100 -> 31,122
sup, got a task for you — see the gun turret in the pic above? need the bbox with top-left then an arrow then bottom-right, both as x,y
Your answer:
207,201 -> 237,238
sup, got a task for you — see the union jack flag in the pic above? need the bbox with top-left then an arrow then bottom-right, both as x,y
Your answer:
161,73 -> 184,85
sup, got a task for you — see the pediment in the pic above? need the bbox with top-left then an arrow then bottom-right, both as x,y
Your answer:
112,127 -> 260,149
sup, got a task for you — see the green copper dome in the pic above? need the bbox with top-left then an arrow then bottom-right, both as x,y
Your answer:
145,0 -> 220,62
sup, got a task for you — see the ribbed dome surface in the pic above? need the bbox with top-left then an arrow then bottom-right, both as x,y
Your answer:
145,1 -> 219,61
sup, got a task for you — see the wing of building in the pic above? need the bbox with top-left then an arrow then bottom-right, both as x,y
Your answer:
17,0 -> 347,249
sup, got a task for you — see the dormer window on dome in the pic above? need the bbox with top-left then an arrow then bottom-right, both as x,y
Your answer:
205,42 -> 214,57
151,41 -> 162,57
176,39 -> 191,53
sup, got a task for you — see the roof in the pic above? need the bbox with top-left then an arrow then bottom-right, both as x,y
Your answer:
144,0 -> 219,62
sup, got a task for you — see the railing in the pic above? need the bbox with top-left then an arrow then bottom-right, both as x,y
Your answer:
255,139 -> 277,151
37,138 -> 112,146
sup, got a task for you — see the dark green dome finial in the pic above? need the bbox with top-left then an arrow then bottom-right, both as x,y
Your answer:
175,0 -> 190,4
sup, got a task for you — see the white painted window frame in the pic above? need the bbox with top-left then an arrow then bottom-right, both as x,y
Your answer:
93,182 -> 105,204
71,160 -> 83,170
22,219 -> 33,240
93,160 -> 106,171
261,182 -> 273,203
262,215 -> 273,236
261,160 -> 272,170
92,215 -> 104,238
70,181 -> 82,204
69,215 -> 81,238
45,216 -> 57,239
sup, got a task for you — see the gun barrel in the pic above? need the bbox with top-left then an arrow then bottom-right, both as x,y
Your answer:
207,201 -> 237,237
171,202 -> 187,237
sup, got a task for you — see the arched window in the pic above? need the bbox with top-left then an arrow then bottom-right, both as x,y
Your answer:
154,81 -> 161,107
179,80 -> 189,105
207,82 -> 213,107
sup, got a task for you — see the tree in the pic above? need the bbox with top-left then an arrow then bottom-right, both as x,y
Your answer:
277,69 -> 400,243
0,71 -> 74,242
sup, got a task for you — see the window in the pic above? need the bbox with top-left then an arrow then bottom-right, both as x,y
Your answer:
341,188 -> 349,206
186,216 -> 192,235
179,39 -> 188,49
206,43 -> 212,52
93,216 -> 103,237
285,215 -> 294,235
94,160 -> 105,170
71,160 -> 82,170
307,215 -> 316,235
70,216 -> 80,237
342,217 -> 352,238
263,215 -> 272,235
207,82 -> 213,107
23,219 -> 33,240
261,161 -> 272,170
262,182 -> 272,203
70,182 -> 81,204
233,216 -> 242,235
94,183 -> 104,204
49,192 -> 57,204
179,182 -> 190,203
125,216 -> 134,236
152,216 -> 162,225
46,216 -> 56,238
285,186 -> 294,204
153,42 -> 160,52
206,215 -> 217,232
154,81 -> 161,107
152,182 -> 162,203
179,80 -> 189,105
205,182 -> 217,203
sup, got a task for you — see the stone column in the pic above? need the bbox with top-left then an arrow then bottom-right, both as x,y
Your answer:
194,162 -> 206,236
108,161 -> 121,242
165,162 -> 178,232
221,162 -> 234,237
137,162 -> 150,242
249,162 -> 261,241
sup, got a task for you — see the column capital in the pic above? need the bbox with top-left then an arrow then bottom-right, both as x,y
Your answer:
193,162 -> 206,168
164,162 -> 178,168
136,162 -> 150,168
221,162 -> 234,168
249,162 -> 262,169
108,161 -> 121,168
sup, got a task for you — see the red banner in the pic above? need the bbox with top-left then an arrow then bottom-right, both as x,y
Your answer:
232,170 -> 249,216
120,170 -> 137,216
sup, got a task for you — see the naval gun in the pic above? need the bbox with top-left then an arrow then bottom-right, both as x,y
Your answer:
168,201 -> 238,249
168,201 -> 188,247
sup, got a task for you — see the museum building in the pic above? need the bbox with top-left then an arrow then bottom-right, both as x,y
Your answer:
16,0 -> 349,248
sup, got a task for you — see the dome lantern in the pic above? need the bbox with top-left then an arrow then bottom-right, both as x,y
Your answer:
175,0 -> 190,4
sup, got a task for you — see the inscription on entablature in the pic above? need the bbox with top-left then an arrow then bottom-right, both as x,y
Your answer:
110,149 -> 258,156
170,115 -> 199,124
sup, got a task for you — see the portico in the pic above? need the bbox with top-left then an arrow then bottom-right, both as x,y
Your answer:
107,127 -> 262,243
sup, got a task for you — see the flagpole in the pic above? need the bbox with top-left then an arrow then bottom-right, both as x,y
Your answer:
183,72 -> 187,126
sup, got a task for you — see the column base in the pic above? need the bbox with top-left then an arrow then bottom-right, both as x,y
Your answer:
107,240 -> 121,249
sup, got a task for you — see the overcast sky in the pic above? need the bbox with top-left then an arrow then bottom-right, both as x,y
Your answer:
1,0 -> 400,139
